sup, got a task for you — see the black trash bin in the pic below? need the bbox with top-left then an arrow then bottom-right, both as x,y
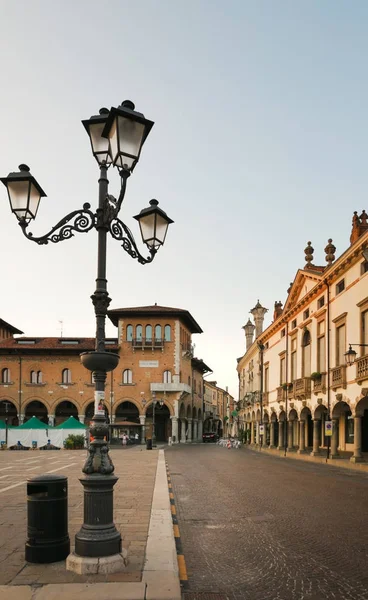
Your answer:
146,438 -> 152,450
25,474 -> 70,563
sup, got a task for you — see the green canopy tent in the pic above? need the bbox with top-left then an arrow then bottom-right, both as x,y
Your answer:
55,416 -> 87,429
17,416 -> 49,429
0,420 -> 7,429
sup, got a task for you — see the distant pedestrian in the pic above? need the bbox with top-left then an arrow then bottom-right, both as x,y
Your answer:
135,432 -> 139,443
122,433 -> 127,446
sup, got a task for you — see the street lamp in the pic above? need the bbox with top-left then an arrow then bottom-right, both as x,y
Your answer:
1,100 -> 173,564
345,344 -> 368,367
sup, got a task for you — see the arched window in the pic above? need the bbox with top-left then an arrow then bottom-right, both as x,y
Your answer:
1,368 -> 10,383
123,369 -> 133,384
62,368 -> 71,384
146,325 -> 152,341
164,325 -> 171,341
31,370 -> 43,384
126,324 -> 133,342
302,330 -> 311,377
163,370 -> 172,383
136,325 -> 142,341
155,325 -> 162,340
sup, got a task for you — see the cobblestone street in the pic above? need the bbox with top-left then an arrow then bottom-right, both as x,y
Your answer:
166,445 -> 368,600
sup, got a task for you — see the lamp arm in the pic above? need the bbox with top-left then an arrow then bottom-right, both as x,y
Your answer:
19,203 -> 95,245
115,169 -> 131,214
109,216 -> 157,265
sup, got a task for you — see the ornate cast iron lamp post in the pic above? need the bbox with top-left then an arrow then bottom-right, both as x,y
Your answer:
1,100 -> 173,562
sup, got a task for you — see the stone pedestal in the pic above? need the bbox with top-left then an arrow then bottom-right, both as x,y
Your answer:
67,548 -> 128,574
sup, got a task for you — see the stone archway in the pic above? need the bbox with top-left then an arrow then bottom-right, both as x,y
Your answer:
270,411 -> 278,448
55,400 -> 78,426
351,394 -> 368,461
300,406 -> 313,450
288,408 -> 298,450
278,410 -> 286,450
0,400 -> 18,426
146,403 -> 171,442
179,403 -> 186,443
332,400 -> 352,453
263,412 -> 270,446
25,400 -> 48,424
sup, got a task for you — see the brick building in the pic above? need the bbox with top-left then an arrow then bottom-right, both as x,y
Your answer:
0,304 -> 212,443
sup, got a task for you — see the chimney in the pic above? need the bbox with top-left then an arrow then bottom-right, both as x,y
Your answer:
250,300 -> 268,339
273,301 -> 283,321
242,319 -> 255,351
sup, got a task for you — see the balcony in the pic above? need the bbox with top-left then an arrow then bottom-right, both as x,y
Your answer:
150,382 -> 191,394
293,377 -> 311,399
313,373 -> 327,394
331,365 -> 347,390
132,338 -> 164,349
356,355 -> 368,383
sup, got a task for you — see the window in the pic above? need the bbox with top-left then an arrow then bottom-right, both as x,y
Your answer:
336,279 -> 345,295
281,329 -> 286,338
362,310 -> 368,356
1,368 -> 10,383
264,366 -> 269,392
136,325 -> 142,340
193,379 -> 197,393
155,324 -> 162,340
62,369 -> 71,384
302,330 -> 311,377
123,369 -> 133,384
164,325 -> 171,341
317,321 -> 326,373
291,319 -> 297,330
317,296 -> 325,309
336,323 -> 346,366
291,338 -> 297,380
163,370 -> 172,383
145,325 -> 152,341
126,325 -> 133,341
361,261 -> 368,275
303,309 -> 310,321
280,356 -> 286,385
30,370 -> 42,384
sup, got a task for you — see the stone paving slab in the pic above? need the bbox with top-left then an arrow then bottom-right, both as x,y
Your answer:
0,446 -> 158,585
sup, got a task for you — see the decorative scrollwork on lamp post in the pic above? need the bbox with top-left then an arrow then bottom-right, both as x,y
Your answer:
1,100 -> 173,564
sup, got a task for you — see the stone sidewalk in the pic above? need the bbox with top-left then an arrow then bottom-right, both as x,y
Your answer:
0,447 -> 180,599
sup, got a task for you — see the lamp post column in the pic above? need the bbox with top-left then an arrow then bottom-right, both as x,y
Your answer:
70,164 -> 122,566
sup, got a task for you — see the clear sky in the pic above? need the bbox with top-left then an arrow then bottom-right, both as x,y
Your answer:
0,0 -> 367,399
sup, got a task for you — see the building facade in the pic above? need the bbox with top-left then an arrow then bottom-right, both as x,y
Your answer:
0,305 -> 213,444
203,380 -> 235,437
237,211 -> 368,462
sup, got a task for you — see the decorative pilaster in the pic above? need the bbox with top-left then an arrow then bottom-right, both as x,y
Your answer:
139,415 -> 146,444
48,415 -> 55,427
311,419 -> 320,456
351,416 -> 363,463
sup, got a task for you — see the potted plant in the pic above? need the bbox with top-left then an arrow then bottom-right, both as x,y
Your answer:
310,372 -> 322,381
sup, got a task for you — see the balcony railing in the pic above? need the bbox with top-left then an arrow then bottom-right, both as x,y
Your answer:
356,355 -> 368,383
294,377 -> 311,399
313,373 -> 326,394
132,337 -> 164,349
331,365 -> 346,390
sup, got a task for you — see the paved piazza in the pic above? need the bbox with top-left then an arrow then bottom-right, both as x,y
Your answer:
166,445 -> 368,600
0,447 -> 157,586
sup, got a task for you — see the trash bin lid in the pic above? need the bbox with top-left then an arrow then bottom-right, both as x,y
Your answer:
27,474 -> 67,484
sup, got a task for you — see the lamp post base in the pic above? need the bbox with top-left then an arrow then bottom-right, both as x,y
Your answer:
74,475 -> 121,557
66,549 -> 128,575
